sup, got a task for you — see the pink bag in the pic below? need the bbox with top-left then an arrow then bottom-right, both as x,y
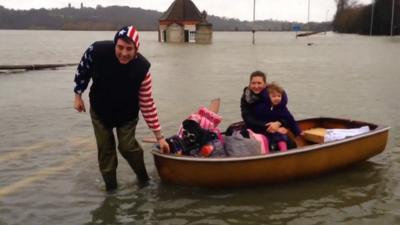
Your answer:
178,106 -> 223,143
247,129 -> 269,154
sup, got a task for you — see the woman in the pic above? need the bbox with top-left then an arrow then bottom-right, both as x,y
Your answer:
240,71 -> 298,150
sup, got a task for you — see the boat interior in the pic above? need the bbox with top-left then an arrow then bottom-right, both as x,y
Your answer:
226,117 -> 378,149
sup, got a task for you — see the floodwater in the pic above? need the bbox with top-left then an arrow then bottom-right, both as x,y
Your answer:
0,30 -> 399,225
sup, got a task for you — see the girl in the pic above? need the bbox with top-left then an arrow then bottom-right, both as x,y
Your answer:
266,82 -> 302,151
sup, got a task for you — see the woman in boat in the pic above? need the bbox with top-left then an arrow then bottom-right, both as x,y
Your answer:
240,71 -> 300,151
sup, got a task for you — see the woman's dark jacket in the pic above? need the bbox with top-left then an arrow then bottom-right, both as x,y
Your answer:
240,87 -> 301,136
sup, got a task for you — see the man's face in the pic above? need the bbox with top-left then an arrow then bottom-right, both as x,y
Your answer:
115,39 -> 136,64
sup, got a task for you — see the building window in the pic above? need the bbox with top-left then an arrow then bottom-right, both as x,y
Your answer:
189,31 -> 196,43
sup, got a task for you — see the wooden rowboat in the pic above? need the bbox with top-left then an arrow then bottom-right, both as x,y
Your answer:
151,117 -> 390,188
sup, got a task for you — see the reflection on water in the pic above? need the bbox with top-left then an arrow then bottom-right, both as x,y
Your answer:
0,30 -> 399,224
83,162 -> 389,225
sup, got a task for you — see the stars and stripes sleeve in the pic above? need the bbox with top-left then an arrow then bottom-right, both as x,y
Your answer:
73,45 -> 94,95
139,72 -> 161,132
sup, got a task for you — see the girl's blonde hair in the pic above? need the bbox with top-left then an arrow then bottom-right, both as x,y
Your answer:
268,82 -> 285,94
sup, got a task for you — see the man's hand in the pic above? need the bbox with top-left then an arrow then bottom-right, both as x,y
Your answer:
158,138 -> 170,154
74,94 -> 86,112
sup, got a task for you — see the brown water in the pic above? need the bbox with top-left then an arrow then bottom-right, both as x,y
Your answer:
0,30 -> 399,225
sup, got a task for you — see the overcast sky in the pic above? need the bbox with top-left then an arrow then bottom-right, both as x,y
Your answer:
0,0 -> 373,22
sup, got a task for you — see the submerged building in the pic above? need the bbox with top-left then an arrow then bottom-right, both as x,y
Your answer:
158,0 -> 212,44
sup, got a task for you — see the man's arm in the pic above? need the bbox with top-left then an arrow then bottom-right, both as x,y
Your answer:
139,72 -> 170,153
73,45 -> 94,112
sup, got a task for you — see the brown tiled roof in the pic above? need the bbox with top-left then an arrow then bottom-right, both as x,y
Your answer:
160,0 -> 202,21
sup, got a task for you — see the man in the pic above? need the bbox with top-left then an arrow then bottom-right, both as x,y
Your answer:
73,26 -> 169,192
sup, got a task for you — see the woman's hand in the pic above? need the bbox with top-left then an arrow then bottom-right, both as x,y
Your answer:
277,127 -> 288,134
266,121 -> 281,133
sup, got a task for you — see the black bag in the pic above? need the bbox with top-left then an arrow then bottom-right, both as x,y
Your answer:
165,135 -> 186,154
164,134 -> 202,156
180,119 -> 219,156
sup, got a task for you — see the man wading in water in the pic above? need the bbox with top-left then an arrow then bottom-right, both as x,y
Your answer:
73,26 -> 169,192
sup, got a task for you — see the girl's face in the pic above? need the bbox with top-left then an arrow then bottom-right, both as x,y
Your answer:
249,76 -> 266,94
269,90 -> 282,106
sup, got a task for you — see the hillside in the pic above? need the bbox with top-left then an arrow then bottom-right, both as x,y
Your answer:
0,5 -> 330,31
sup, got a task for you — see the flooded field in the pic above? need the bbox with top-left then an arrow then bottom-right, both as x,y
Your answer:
0,30 -> 399,225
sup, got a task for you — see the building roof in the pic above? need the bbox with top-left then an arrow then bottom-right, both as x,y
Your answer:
160,0 -> 203,21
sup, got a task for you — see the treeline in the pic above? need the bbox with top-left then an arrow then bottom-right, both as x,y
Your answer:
0,5 -> 161,30
0,5 -> 329,32
208,17 -> 330,32
333,0 -> 400,35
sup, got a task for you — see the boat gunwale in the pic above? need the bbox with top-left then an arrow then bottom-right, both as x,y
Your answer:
151,124 -> 390,163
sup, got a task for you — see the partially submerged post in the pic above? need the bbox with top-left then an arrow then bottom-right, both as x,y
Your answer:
196,11 -> 213,44
252,0 -> 256,45
370,1 -> 375,36
390,0 -> 395,36
307,0 -> 311,31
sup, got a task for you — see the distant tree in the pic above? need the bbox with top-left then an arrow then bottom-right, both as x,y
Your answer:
333,0 -> 399,35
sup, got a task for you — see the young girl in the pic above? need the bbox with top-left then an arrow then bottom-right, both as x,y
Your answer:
266,82 -> 302,151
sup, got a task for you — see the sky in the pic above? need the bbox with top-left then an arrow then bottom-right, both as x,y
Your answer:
0,0 -> 373,23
